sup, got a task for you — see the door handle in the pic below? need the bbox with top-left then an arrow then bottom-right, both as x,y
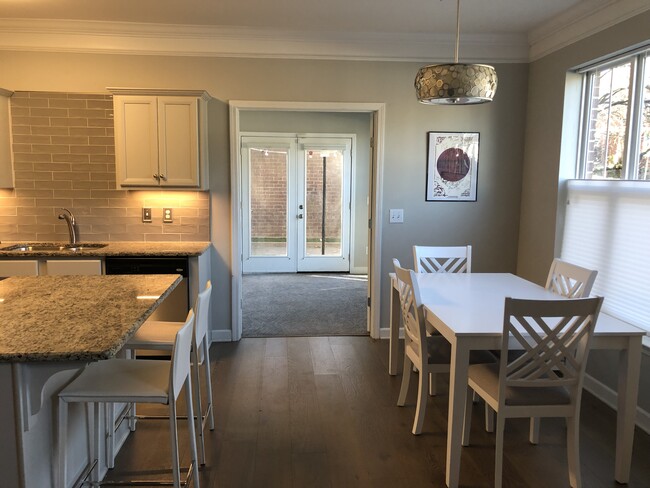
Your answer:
297,213 -> 303,219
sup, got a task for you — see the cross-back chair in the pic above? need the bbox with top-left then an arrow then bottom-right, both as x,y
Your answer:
412,245 -> 472,274
463,296 -> 603,488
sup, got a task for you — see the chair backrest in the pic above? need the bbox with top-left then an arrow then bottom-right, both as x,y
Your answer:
170,310 -> 195,400
545,258 -> 597,298
498,297 -> 603,405
413,245 -> 472,273
193,280 -> 212,347
393,258 -> 427,361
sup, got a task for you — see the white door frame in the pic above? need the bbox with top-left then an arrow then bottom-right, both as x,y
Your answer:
229,100 -> 385,341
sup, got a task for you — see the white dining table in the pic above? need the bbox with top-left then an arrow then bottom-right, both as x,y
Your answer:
388,272 -> 644,488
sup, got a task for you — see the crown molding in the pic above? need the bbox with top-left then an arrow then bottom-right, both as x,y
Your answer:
0,18 -> 528,63
107,87 -> 211,100
528,0 -> 650,61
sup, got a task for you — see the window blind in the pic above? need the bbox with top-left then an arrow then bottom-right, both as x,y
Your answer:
561,180 -> 650,333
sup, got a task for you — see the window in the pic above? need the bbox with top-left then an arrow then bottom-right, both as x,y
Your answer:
561,46 -> 650,340
579,48 -> 649,180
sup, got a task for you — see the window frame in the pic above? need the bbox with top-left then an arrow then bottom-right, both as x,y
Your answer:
577,47 -> 649,180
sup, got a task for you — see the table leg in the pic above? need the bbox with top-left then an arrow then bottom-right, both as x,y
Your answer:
389,278 -> 400,375
614,336 -> 642,483
446,338 -> 469,488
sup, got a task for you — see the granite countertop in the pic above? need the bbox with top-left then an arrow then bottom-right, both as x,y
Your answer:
0,241 -> 210,257
0,274 -> 181,362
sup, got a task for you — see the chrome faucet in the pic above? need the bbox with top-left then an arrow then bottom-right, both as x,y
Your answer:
58,208 -> 78,245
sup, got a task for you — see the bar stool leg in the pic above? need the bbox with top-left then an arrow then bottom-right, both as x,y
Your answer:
191,347 -> 206,466
203,338 -> 215,431
57,398 -> 68,488
185,375 -> 200,488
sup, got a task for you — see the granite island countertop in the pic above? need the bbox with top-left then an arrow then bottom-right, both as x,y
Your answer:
0,274 -> 181,362
0,241 -> 210,257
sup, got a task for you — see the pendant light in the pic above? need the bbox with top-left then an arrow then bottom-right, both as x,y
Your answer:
415,0 -> 498,105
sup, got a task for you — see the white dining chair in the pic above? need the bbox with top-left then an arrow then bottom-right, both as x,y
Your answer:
462,296 -> 603,488
412,245 -> 472,395
393,259 -> 493,435
58,311 -> 200,488
412,245 -> 472,274
525,259 -> 599,441
121,280 -> 214,466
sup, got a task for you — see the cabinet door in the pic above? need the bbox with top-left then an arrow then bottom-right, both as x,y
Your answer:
0,260 -> 39,277
0,91 -> 14,188
44,259 -> 102,276
157,97 -> 199,187
114,95 -> 160,187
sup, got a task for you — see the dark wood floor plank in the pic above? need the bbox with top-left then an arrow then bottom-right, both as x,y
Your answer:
105,337 -> 650,488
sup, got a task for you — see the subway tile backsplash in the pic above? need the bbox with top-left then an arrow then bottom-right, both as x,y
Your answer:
1,91 -> 209,243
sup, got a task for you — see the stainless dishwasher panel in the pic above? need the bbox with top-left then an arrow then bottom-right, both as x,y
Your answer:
104,256 -> 190,322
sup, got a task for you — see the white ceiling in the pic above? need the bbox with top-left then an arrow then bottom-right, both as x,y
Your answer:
0,0 -> 647,61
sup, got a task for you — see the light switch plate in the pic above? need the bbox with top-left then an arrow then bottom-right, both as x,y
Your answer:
389,208 -> 404,223
142,207 -> 152,223
163,208 -> 173,223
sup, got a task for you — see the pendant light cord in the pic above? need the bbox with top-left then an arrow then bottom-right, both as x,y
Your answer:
454,0 -> 461,64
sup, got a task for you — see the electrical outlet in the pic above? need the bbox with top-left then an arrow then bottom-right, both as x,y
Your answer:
389,208 -> 404,223
163,208 -> 173,223
142,207 -> 152,223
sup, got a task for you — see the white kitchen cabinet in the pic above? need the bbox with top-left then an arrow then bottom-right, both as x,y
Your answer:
111,89 -> 210,189
43,259 -> 102,276
0,88 -> 14,189
0,260 -> 39,277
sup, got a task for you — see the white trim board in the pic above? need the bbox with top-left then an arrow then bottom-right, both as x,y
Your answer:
211,329 -> 232,343
583,374 -> 650,435
229,101 -> 385,342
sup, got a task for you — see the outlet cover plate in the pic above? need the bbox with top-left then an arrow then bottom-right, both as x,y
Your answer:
163,208 -> 173,223
142,207 -> 152,223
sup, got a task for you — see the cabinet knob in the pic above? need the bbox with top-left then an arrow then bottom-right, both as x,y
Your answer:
153,173 -> 160,180
159,174 -> 167,181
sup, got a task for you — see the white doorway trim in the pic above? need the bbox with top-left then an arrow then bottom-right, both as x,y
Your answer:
229,100 -> 385,341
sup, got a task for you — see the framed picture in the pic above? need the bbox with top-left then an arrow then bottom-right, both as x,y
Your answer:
426,131 -> 479,201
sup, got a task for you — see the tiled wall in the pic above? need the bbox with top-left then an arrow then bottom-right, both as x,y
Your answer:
0,91 -> 209,243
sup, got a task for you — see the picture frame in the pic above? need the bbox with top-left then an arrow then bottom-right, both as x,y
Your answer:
425,131 -> 479,201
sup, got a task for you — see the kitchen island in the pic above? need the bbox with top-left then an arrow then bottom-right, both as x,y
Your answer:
0,274 -> 182,488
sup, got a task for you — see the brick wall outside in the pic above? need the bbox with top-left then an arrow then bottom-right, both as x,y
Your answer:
0,91 -> 209,243
249,149 -> 342,244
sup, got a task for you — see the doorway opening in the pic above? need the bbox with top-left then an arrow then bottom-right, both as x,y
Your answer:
229,101 -> 385,341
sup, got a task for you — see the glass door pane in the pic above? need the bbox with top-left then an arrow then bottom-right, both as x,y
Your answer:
249,146 -> 289,256
305,148 -> 344,257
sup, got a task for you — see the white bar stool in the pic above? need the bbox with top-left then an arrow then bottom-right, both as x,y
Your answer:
121,281 -> 214,466
57,311 -> 199,488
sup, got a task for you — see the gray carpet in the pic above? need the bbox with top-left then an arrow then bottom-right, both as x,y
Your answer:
242,273 -> 368,337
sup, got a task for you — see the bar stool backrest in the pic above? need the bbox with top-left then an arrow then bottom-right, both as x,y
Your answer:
170,310 -> 195,400
193,281 -> 212,349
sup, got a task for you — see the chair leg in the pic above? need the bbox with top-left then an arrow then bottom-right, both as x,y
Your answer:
428,373 -> 437,396
168,398 -> 181,488
412,366 -> 428,435
57,398 -> 68,488
462,386 -> 474,446
485,404 -> 495,432
397,354 -> 412,407
494,414 -> 506,488
202,338 -> 215,431
92,403 -> 101,484
191,347 -> 206,466
105,403 -> 115,469
566,416 -> 581,488
529,417 -> 540,444
184,376 -> 201,488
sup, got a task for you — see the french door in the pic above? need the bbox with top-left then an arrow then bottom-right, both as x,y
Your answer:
242,135 -> 352,273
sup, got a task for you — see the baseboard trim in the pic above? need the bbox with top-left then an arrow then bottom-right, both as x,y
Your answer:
350,266 -> 368,275
583,374 -> 650,435
211,329 -> 233,343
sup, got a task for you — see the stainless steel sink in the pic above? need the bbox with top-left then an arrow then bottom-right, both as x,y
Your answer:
1,243 -> 108,252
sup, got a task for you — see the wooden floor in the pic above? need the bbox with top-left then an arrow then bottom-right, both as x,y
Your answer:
108,336 -> 650,487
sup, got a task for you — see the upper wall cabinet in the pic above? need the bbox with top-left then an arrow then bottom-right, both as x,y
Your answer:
0,88 -> 15,189
109,89 -> 210,189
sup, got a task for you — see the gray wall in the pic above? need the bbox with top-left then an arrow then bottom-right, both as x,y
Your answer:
239,110 -> 371,271
0,52 -> 529,340
518,10 -> 650,413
